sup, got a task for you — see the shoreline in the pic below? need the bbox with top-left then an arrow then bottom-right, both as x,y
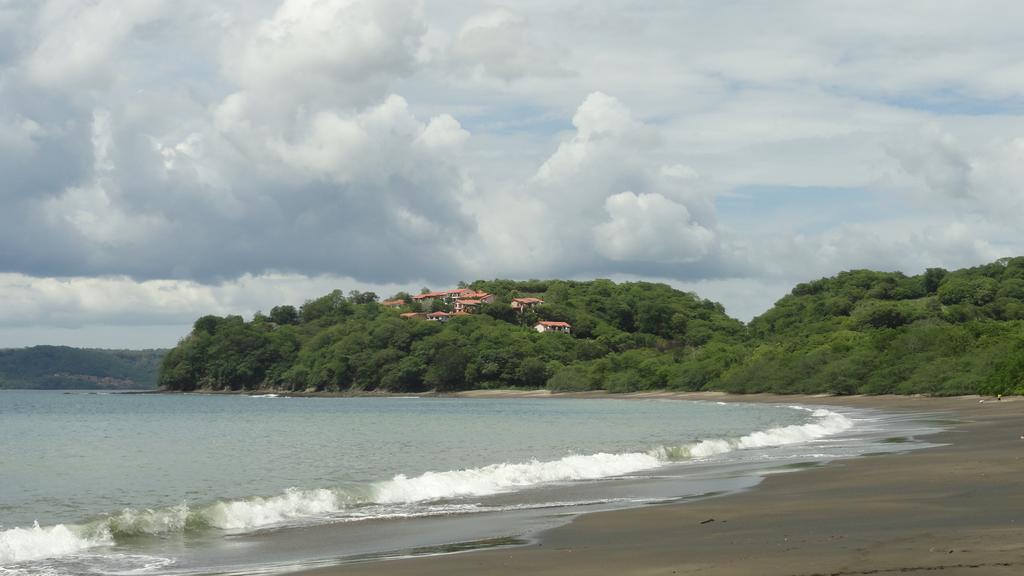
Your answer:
290,393 -> 1024,576
152,386 -> 1005,404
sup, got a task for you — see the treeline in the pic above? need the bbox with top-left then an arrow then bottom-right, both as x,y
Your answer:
160,257 -> 1024,396
727,258 -> 1024,395
0,346 -> 167,389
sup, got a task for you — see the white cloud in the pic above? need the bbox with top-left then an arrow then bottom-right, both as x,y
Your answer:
889,127 -> 1024,226
594,192 -> 715,263
450,8 -> 566,81
467,91 -> 719,279
416,113 -> 470,151
25,0 -> 168,87
536,92 -> 656,185
0,272 -> 417,329
0,114 -> 43,155
222,0 -> 425,111
43,110 -> 169,248
735,217 -> 1015,283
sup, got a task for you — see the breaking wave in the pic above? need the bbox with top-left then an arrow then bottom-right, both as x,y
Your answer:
0,522 -> 111,565
0,406 -> 852,566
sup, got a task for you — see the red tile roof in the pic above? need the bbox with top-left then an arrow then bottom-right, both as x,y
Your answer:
513,297 -> 545,304
537,321 -> 571,328
414,289 -> 472,300
456,299 -> 482,305
412,292 -> 445,300
382,299 -> 405,306
427,311 -> 450,318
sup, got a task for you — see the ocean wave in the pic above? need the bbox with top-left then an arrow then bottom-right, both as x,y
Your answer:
653,408 -> 853,460
0,522 -> 111,565
373,450 -> 662,504
1,406 -> 853,565
202,487 -> 356,531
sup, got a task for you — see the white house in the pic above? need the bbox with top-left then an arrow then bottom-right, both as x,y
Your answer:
535,321 -> 571,334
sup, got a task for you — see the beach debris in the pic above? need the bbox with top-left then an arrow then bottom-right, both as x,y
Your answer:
700,518 -> 715,524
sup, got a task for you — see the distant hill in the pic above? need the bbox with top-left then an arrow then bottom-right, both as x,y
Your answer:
0,346 -> 167,389
160,258 -> 1024,397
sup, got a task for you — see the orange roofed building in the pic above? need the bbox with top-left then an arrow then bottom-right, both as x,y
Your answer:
535,321 -> 571,334
512,297 -> 544,311
459,291 -> 495,303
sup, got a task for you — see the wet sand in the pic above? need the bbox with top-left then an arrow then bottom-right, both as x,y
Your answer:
294,393 -> 1024,576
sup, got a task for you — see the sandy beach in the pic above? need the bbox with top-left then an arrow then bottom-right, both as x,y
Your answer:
295,393 -> 1024,576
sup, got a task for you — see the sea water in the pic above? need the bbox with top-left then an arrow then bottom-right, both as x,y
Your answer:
0,391 -> 941,575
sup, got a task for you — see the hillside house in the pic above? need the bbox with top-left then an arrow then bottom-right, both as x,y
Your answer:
411,288 -> 497,314
460,291 -> 495,304
382,299 -> 405,308
413,288 -> 475,307
426,311 -> 451,322
512,297 -> 545,311
400,312 -> 425,319
535,321 -> 571,334
412,291 -> 445,306
442,288 -> 473,302
453,299 -> 482,314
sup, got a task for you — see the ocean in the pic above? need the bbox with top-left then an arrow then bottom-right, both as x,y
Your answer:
0,391 -> 941,576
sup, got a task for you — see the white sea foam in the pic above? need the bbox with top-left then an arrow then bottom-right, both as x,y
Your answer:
373,451 -> 663,504
0,522 -> 110,564
654,408 -> 853,460
202,488 -> 348,530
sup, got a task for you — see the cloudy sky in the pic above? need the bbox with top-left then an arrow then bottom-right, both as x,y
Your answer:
2,0 -> 1023,348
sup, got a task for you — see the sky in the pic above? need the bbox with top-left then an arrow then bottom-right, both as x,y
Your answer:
2,0 -> 1024,349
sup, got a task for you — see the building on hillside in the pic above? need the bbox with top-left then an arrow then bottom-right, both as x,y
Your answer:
426,311 -> 451,322
412,291 -> 446,306
413,288 -> 474,307
535,321 -> 571,334
453,299 -> 482,314
512,297 -> 545,311
382,299 -> 406,308
460,291 -> 495,304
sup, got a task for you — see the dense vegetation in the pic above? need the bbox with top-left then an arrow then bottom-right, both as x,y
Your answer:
160,258 -> 1024,396
0,346 -> 167,389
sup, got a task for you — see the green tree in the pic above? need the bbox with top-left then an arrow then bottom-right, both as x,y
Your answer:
269,305 -> 299,325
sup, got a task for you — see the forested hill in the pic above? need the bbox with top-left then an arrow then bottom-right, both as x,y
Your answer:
0,346 -> 167,389
160,258 -> 1024,396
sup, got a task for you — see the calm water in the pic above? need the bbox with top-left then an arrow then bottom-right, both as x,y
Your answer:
0,391 -> 940,576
